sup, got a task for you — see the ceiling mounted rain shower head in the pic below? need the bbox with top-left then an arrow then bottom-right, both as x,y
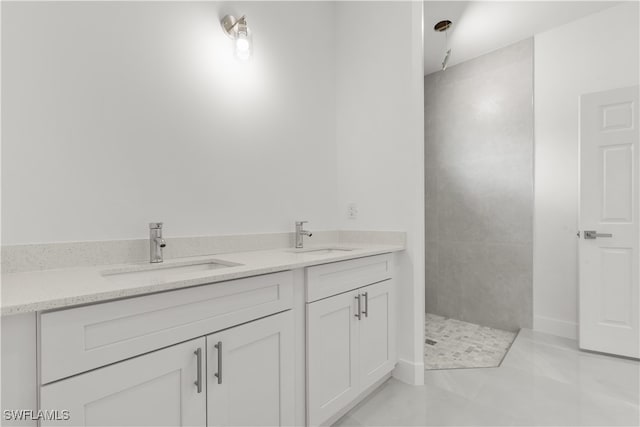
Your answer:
434,20 -> 453,71
433,20 -> 452,32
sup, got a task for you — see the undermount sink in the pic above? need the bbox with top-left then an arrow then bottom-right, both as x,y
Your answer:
287,247 -> 357,255
102,259 -> 242,284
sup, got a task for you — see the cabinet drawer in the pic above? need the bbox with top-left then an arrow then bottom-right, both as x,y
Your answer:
40,271 -> 293,384
305,254 -> 392,302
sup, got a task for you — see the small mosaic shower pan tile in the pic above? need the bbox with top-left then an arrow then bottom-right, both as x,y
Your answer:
425,313 -> 517,370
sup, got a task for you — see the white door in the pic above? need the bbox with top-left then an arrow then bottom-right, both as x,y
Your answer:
40,337 -> 206,426
358,280 -> 396,390
206,311 -> 294,427
579,85 -> 639,358
306,290 -> 359,426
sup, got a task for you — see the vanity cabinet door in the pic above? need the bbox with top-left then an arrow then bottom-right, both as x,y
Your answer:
358,279 -> 396,391
40,337 -> 206,427
206,311 -> 294,427
306,290 -> 360,426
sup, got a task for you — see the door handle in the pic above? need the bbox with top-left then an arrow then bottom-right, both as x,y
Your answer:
362,292 -> 369,318
354,294 -> 362,320
584,230 -> 613,239
214,341 -> 223,384
194,347 -> 202,393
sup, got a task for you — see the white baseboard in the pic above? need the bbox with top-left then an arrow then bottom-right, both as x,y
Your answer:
392,358 -> 424,386
534,315 -> 578,340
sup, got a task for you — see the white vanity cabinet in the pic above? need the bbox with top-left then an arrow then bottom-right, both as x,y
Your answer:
307,288 -> 360,424
206,311 -> 294,427
38,272 -> 296,427
305,255 -> 396,426
356,279 -> 396,391
39,272 -> 293,384
3,251 -> 399,427
41,337 -> 207,427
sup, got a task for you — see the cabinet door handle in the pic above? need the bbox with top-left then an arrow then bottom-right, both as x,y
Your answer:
354,294 -> 362,320
362,292 -> 368,317
214,341 -> 223,384
194,347 -> 202,393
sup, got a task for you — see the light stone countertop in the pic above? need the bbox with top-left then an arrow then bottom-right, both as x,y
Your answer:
1,243 -> 403,315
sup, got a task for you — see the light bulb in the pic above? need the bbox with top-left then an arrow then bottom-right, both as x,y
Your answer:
235,30 -> 252,60
236,34 -> 249,52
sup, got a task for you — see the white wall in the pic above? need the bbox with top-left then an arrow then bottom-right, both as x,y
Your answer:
2,0 -> 426,384
1,1 -> 338,244
335,1 -> 425,384
533,2 -> 640,339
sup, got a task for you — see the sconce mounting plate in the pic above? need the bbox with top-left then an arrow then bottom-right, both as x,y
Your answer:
221,15 -> 238,38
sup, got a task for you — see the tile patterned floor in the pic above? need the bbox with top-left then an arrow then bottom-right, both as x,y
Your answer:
334,329 -> 640,426
424,313 -> 517,370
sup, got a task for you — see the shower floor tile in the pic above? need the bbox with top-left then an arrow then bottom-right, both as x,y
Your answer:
425,313 -> 517,370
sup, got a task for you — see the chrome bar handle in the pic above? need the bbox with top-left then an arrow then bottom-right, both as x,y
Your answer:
214,341 -> 223,384
584,230 -> 613,239
194,347 -> 202,393
362,292 -> 368,318
354,294 -> 361,320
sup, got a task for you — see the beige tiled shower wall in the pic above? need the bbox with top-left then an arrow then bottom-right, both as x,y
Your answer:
424,38 -> 534,331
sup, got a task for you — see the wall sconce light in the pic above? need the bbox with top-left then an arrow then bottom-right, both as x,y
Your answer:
221,15 -> 253,60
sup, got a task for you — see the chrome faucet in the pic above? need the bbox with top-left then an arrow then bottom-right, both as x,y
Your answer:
295,221 -> 313,248
149,222 -> 167,263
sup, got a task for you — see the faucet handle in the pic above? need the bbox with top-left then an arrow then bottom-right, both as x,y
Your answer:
149,222 -> 163,229
295,220 -> 308,226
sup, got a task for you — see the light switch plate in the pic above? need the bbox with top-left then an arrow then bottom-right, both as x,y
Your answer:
347,203 -> 358,219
